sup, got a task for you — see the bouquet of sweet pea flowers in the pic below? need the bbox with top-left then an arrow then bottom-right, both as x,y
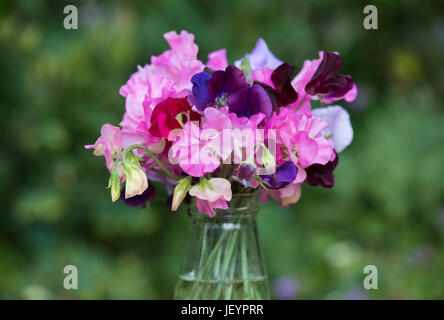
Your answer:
86,30 -> 356,217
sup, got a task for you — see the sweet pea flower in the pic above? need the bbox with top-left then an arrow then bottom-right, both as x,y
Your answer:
265,108 -> 335,169
255,63 -> 299,112
261,182 -> 302,207
233,163 -> 259,188
151,31 -> 204,92
119,65 -> 178,155
305,152 -> 338,188
261,161 -> 298,190
170,120 -> 221,177
206,49 -> 228,71
235,38 -> 283,71
121,94 -> 166,156
305,52 -> 355,101
311,105 -> 353,153
171,176 -> 192,211
189,178 -> 232,217
292,51 -> 357,104
149,97 -> 200,141
191,66 -> 273,119
122,154 -> 149,199
85,124 -> 122,171
191,72 -> 212,111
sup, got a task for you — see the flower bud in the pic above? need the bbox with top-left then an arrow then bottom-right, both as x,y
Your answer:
261,145 -> 276,173
123,152 -> 148,199
171,176 -> 192,211
107,169 -> 121,202
235,163 -> 256,188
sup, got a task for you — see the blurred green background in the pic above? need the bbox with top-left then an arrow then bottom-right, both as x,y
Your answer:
1,0 -> 444,299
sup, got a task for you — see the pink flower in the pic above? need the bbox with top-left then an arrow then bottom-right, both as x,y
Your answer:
119,66 -> 178,155
252,67 -> 274,87
206,49 -> 228,70
189,178 -> 232,217
228,111 -> 265,164
85,124 -> 122,171
151,31 -> 204,92
266,107 -> 335,169
170,120 -> 221,177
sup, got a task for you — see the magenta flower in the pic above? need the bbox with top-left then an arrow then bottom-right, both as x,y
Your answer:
149,97 -> 200,140
265,107 -> 335,168
170,113 -> 224,177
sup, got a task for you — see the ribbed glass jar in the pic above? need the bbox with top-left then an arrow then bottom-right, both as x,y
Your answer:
174,192 -> 270,300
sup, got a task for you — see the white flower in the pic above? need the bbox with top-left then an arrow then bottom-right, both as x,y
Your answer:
312,105 -> 353,153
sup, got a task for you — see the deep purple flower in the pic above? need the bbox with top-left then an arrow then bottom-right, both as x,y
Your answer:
270,63 -> 298,106
255,63 -> 298,111
191,72 -> 212,110
120,184 -> 156,207
227,84 -> 273,119
305,52 -> 355,99
208,66 -> 249,101
305,153 -> 338,188
234,163 -> 256,187
191,65 -> 273,119
261,161 -> 298,190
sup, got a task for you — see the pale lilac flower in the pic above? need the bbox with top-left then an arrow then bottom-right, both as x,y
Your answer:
311,105 -> 353,153
236,38 -> 283,71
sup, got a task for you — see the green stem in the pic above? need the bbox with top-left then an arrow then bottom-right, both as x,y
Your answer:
224,243 -> 237,299
213,224 -> 240,299
241,227 -> 250,299
190,230 -> 228,299
294,94 -> 307,112
120,144 -> 181,180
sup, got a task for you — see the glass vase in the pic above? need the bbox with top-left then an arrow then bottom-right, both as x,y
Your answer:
174,192 -> 270,300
